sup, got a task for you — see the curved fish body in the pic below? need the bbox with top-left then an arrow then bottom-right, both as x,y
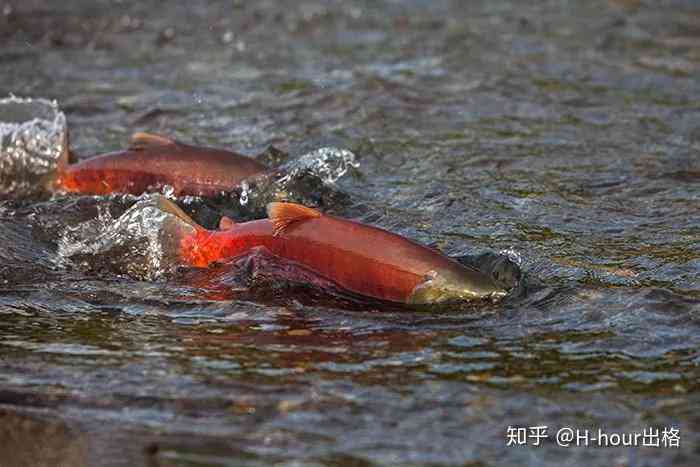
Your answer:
160,198 -> 506,305
49,132 -> 267,196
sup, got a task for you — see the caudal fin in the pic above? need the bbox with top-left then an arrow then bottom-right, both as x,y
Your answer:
148,194 -> 204,268
152,195 -> 199,227
42,127 -> 73,192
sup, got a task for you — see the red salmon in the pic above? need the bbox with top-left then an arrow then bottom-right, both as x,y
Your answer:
156,197 -> 506,305
47,132 -> 267,196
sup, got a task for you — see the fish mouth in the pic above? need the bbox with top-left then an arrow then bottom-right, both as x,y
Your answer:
407,270 -> 508,305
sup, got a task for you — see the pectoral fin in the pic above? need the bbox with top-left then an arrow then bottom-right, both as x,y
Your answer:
219,216 -> 236,230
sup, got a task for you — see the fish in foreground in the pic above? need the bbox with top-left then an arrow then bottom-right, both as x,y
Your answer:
45,131 -> 267,196
155,196 -> 507,305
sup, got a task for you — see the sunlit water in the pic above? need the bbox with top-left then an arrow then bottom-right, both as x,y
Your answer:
1,1 -> 700,466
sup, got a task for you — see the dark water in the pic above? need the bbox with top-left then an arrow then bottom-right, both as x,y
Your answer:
2,0 -> 700,466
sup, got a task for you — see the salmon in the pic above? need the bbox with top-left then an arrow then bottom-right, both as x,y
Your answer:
46,131 -> 267,196
156,196 -> 506,305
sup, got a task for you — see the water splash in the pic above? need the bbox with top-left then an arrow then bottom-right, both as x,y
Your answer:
244,146 -> 359,209
57,194 -> 194,280
0,95 -> 67,197
180,146 -> 358,223
499,247 -> 523,267
280,146 -> 359,185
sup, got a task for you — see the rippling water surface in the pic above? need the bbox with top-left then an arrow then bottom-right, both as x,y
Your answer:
1,1 -> 700,466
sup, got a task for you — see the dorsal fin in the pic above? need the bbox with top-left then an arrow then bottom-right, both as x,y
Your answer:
129,132 -> 177,150
218,216 -> 236,230
266,202 -> 321,236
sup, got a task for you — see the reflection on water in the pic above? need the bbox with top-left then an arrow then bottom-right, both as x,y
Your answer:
1,0 -> 700,466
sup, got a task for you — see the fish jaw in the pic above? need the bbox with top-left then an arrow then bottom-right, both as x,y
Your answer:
407,268 -> 507,305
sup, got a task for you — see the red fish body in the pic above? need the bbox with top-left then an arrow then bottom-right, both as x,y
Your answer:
159,199 -> 506,305
49,132 -> 267,196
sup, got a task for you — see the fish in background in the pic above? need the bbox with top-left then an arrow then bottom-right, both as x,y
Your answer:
151,195 -> 507,305
44,131 -> 268,197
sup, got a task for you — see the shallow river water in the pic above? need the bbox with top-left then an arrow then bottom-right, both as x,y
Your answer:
1,1 -> 700,466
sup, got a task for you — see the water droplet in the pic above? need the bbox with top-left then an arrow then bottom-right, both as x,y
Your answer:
221,31 -> 234,44
161,184 -> 175,199
239,180 -> 249,205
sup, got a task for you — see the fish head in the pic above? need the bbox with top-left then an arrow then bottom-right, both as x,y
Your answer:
407,266 -> 508,305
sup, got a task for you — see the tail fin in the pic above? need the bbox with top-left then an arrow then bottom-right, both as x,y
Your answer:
42,127 -> 73,192
148,194 -> 203,268
153,195 -> 198,228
